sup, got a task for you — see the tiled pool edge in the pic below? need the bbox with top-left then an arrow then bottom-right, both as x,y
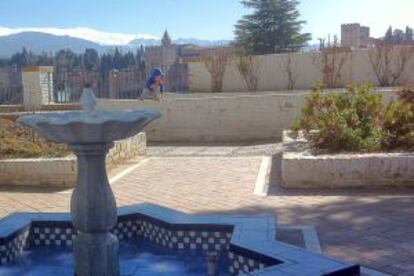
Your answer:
0,203 -> 360,275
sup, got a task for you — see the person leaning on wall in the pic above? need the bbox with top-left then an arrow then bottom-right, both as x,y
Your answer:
140,68 -> 164,101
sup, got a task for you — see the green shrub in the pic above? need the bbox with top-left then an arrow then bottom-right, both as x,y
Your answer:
382,87 -> 414,150
291,83 -> 414,153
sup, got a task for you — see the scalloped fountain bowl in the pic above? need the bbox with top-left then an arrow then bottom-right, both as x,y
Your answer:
17,110 -> 160,144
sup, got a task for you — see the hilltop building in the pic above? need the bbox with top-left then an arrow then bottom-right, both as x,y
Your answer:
143,30 -> 234,92
341,23 -> 371,48
143,31 -> 179,73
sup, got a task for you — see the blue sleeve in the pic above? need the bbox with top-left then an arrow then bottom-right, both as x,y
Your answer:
146,77 -> 154,90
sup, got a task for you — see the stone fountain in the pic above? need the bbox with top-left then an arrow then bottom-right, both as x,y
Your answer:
17,88 -> 161,276
10,88 -> 361,276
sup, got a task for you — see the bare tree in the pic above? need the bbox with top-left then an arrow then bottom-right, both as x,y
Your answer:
236,54 -> 260,91
312,42 -> 352,88
318,38 -> 326,50
278,52 -> 299,90
368,43 -> 414,87
202,52 -> 229,92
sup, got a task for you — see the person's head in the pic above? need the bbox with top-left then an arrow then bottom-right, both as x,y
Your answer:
150,68 -> 164,83
154,75 -> 163,84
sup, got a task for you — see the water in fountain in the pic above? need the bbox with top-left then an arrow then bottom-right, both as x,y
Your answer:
0,238 -> 229,276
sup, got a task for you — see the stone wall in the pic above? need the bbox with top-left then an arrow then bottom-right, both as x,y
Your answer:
0,157 -> 76,188
106,132 -> 146,168
97,89 -> 398,142
188,49 -> 414,92
0,104 -> 81,121
0,132 -> 146,187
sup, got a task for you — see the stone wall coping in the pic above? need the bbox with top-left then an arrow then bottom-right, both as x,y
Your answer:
0,156 -> 75,162
103,88 -> 397,101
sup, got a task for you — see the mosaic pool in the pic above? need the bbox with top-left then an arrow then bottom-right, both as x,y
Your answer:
0,238 -> 229,276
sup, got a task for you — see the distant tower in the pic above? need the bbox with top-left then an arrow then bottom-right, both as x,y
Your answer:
341,23 -> 370,48
162,30 -> 172,47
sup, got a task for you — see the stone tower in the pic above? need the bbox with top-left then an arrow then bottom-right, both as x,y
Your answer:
341,23 -> 370,48
162,30 -> 172,47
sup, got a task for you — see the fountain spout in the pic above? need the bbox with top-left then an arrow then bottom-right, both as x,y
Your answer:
80,87 -> 97,113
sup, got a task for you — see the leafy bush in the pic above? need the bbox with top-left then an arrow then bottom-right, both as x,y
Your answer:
382,87 -> 414,149
0,118 -> 70,159
291,83 -> 414,153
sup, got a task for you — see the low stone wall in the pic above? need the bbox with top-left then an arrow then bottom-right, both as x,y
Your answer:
0,103 -> 80,113
281,131 -> 414,188
106,132 -> 146,168
0,105 -> 24,113
0,157 -> 77,188
97,89 -> 397,142
0,132 -> 146,188
0,104 -> 81,121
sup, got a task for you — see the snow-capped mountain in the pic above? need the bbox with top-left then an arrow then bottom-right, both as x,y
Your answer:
0,26 -> 232,57
0,26 -> 158,46
0,32 -> 105,57
127,37 -> 232,48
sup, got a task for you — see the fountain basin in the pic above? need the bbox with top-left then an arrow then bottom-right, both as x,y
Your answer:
17,110 -> 161,144
0,203 -> 359,275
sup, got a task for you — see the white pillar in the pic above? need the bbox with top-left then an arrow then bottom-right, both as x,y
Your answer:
22,66 -> 54,111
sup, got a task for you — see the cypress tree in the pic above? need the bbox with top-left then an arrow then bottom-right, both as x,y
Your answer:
235,0 -> 311,54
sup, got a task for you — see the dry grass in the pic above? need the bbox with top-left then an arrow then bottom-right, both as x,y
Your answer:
0,118 -> 70,159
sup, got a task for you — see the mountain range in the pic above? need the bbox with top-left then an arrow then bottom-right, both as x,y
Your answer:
0,27 -> 232,57
0,32 -> 104,57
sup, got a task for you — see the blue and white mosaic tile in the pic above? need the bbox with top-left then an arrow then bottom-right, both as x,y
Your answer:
229,251 -> 266,275
0,229 -> 30,265
31,226 -> 75,247
140,220 -> 232,253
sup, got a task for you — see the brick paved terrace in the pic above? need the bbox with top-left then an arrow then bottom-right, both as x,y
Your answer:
0,144 -> 413,275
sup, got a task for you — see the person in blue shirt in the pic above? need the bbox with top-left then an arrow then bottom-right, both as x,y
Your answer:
140,68 -> 164,101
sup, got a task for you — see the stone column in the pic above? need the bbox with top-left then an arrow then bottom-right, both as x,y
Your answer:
70,143 -> 120,276
21,66 -> 54,111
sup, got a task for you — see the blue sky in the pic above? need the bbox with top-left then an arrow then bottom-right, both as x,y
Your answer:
0,0 -> 412,42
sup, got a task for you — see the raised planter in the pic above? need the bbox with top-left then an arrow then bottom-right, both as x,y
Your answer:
281,131 -> 414,188
0,132 -> 146,188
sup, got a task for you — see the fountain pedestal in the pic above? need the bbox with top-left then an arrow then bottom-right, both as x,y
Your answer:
70,143 -> 119,275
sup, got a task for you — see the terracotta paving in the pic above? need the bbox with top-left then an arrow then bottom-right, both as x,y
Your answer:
0,154 -> 413,275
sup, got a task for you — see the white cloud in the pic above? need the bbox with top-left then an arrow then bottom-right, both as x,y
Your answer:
0,26 -> 159,45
